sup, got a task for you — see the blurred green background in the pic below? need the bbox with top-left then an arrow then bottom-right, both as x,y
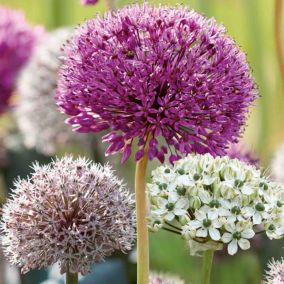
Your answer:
0,0 -> 283,283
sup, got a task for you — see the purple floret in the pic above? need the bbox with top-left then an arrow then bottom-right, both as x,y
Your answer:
56,3 -> 258,163
81,0 -> 98,5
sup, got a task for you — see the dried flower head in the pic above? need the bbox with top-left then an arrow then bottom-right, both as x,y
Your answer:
15,28 -> 86,155
148,154 -> 284,255
1,156 -> 135,275
264,258 -> 284,284
227,143 -> 259,167
0,7 -> 41,114
81,0 -> 99,5
272,143 -> 284,186
149,272 -> 185,284
56,3 -> 257,164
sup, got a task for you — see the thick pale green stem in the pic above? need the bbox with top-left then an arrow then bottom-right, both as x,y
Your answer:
66,271 -> 78,284
201,250 -> 214,284
135,142 -> 150,284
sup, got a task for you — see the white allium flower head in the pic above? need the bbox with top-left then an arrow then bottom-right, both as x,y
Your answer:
264,258 -> 284,284
148,153 -> 284,256
272,143 -> 284,186
1,156 -> 135,275
149,272 -> 185,284
15,28 -> 86,155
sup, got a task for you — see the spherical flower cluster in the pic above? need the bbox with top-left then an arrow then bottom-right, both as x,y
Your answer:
149,272 -> 185,284
271,142 -> 284,186
56,3 -> 257,164
226,143 -> 259,167
15,28 -> 85,155
1,156 -> 135,274
0,7 -> 41,114
148,154 -> 284,255
81,0 -> 98,5
264,258 -> 284,284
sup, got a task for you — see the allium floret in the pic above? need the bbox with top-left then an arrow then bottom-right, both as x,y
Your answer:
81,0 -> 98,5
56,3 -> 257,163
0,7 -> 41,114
15,28 -> 86,155
1,156 -> 135,274
149,272 -> 185,284
264,258 -> 284,284
148,154 -> 284,255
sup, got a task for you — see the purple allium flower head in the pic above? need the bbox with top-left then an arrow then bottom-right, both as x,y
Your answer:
0,7 -> 41,114
1,156 -> 135,275
264,258 -> 284,284
227,143 -> 259,167
81,0 -> 98,5
56,3 -> 258,164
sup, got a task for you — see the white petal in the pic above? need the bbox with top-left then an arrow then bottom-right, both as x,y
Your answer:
174,208 -> 186,216
241,229 -> 255,239
222,233 -> 233,243
241,185 -> 254,195
165,212 -> 175,221
196,228 -> 208,238
203,176 -> 215,185
177,175 -> 193,186
189,220 -> 202,229
238,238 -> 250,250
195,210 -> 207,221
243,207 -> 254,217
252,213 -> 262,225
228,240 -> 238,255
199,191 -> 211,204
154,208 -> 167,215
209,228 -> 221,241
208,210 -> 218,220
212,218 -> 222,228
224,222 -> 235,233
168,192 -> 179,202
176,198 -> 189,209
157,198 -> 168,207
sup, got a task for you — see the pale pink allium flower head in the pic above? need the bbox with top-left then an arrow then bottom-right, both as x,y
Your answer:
149,272 -> 185,284
1,156 -> 135,275
56,3 -> 257,164
264,258 -> 284,284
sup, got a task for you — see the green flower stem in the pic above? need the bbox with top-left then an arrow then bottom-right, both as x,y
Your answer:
66,271 -> 78,284
201,250 -> 214,284
135,139 -> 150,284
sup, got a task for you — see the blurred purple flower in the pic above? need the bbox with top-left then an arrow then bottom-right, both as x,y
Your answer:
0,7 -> 41,114
81,0 -> 98,5
56,3 -> 257,163
227,143 -> 259,167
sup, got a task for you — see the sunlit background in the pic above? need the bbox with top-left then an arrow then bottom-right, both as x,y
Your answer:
0,0 -> 283,283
